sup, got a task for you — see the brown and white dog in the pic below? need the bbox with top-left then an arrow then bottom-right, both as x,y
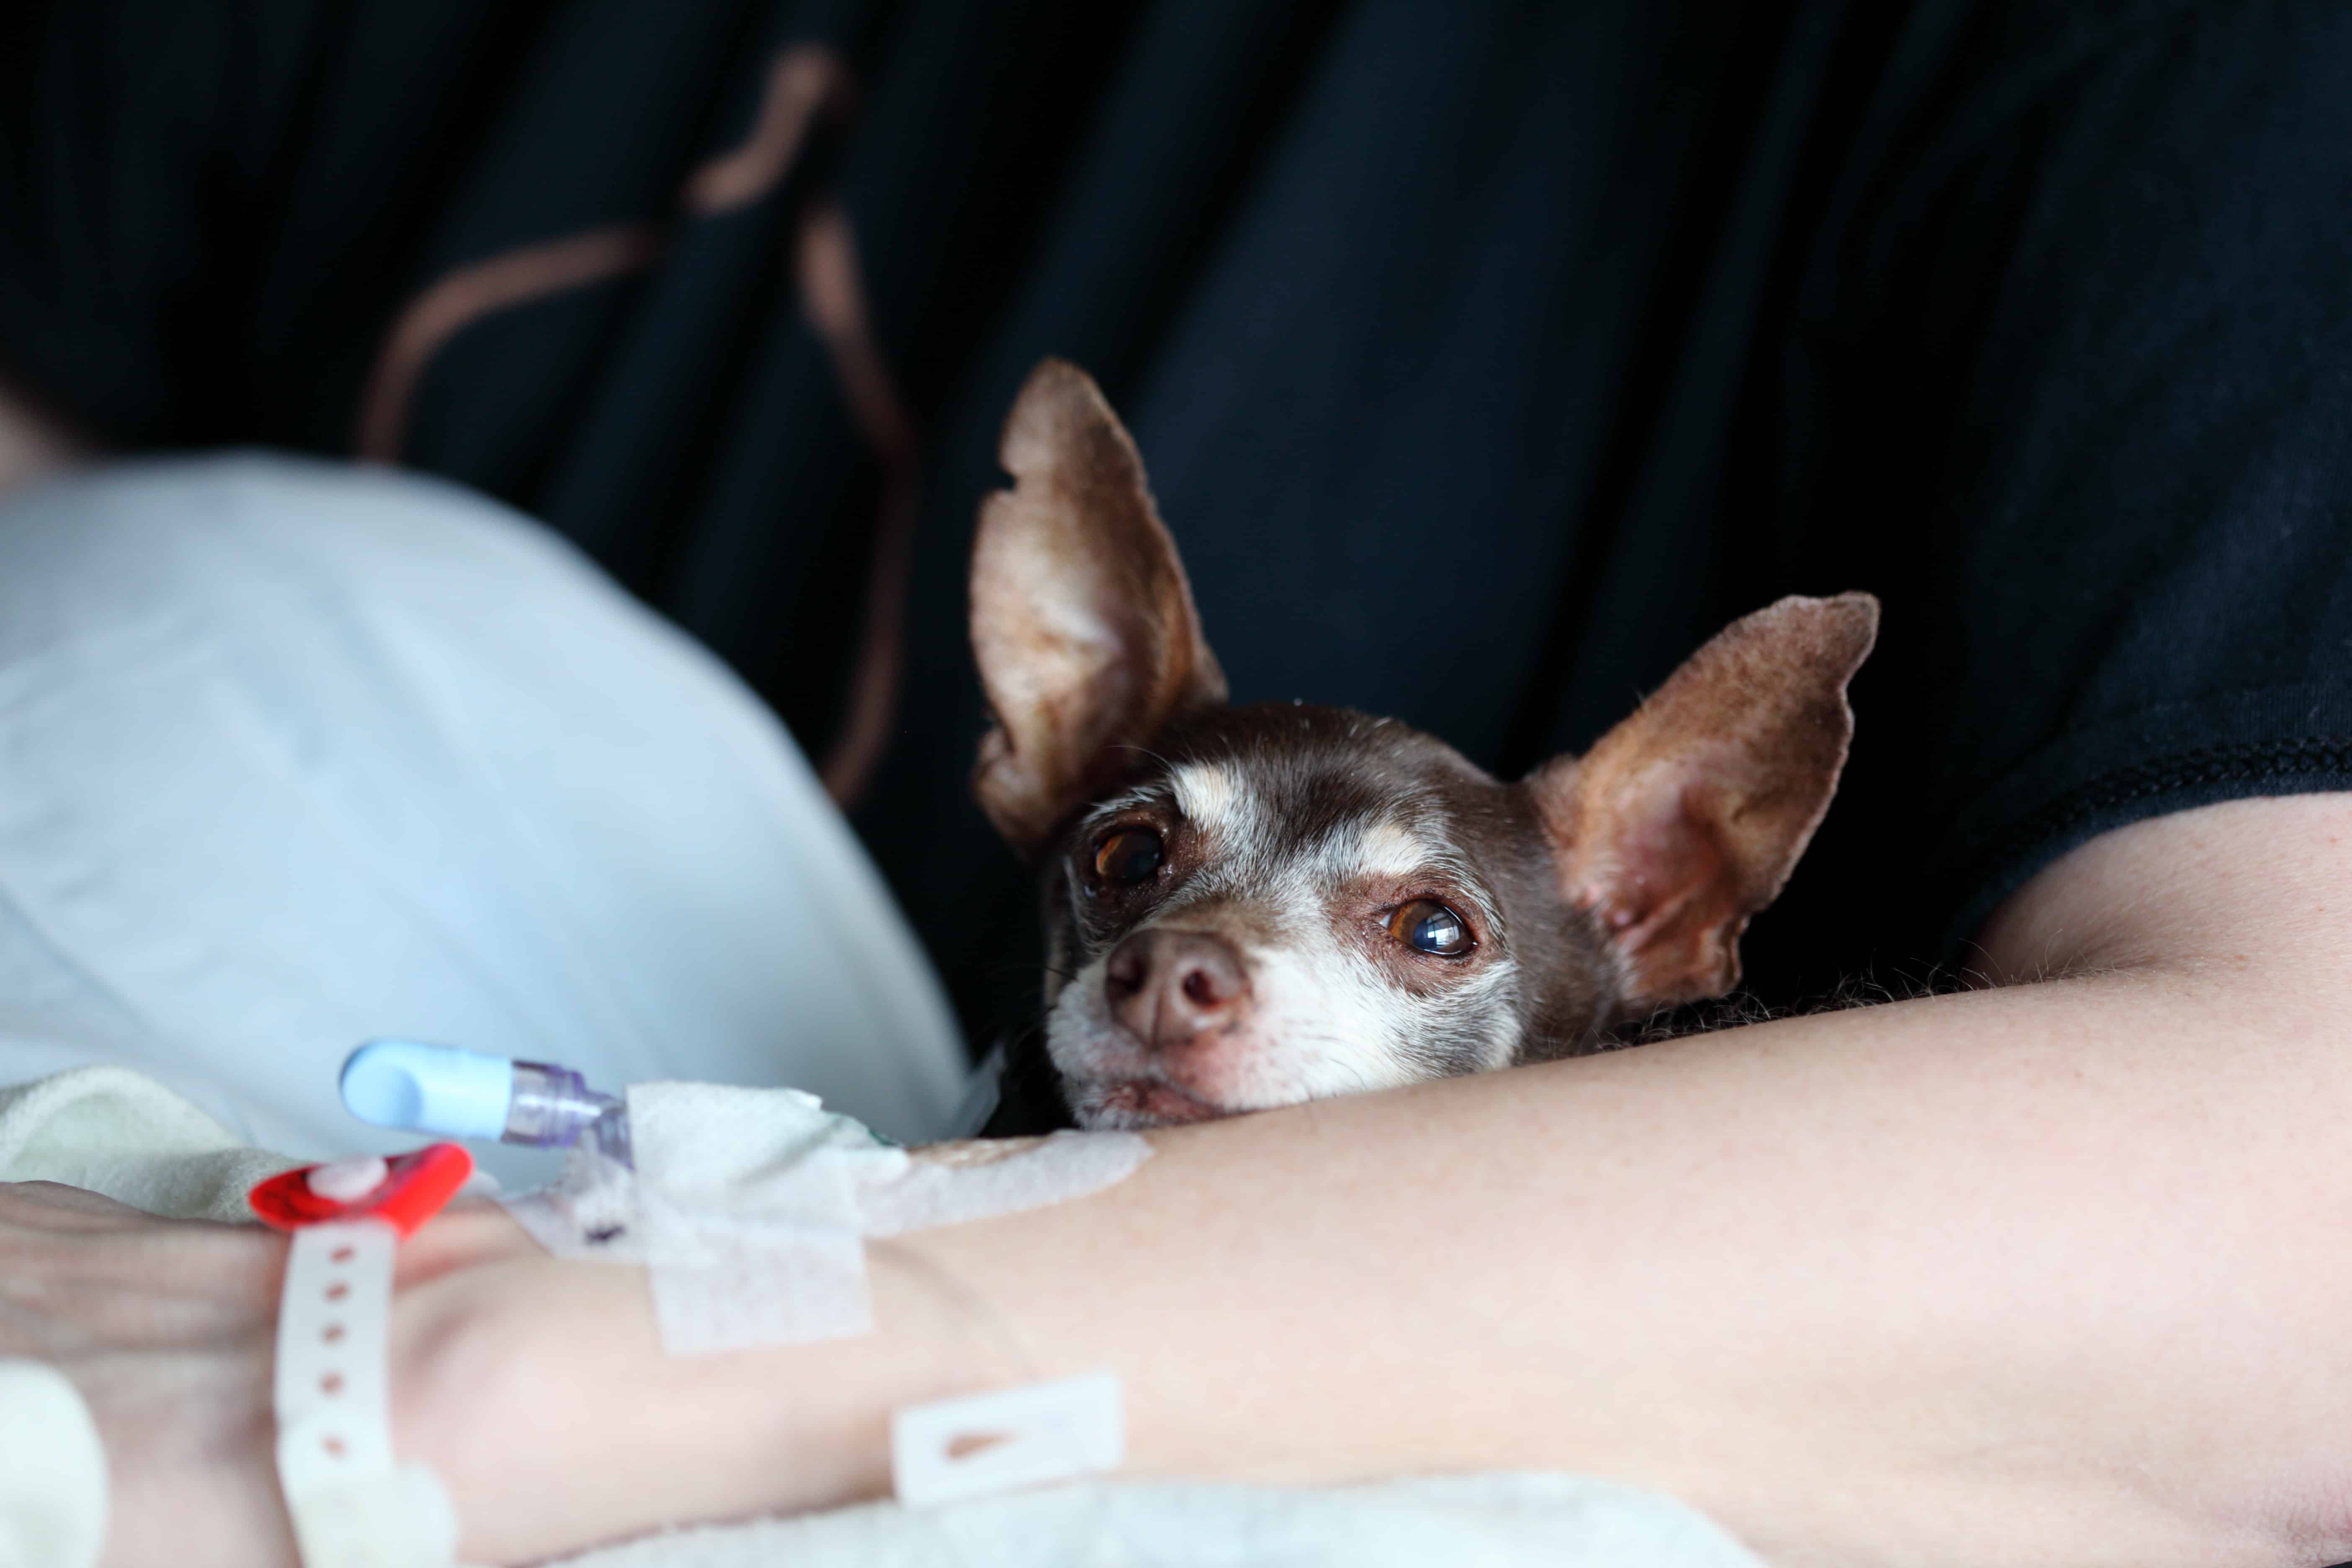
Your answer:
971,359 -> 1877,1130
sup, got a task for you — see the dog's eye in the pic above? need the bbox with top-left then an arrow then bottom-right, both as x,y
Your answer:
1093,828 -> 1165,884
1388,899 -> 1473,958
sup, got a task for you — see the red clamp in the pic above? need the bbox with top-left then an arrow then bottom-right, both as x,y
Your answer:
248,1143 -> 475,1238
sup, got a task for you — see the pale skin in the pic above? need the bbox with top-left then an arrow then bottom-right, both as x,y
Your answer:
5,789 -> 2349,1566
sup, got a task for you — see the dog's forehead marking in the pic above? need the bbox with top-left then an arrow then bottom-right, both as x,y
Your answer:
1162,759 -> 1500,917
1353,816 -> 1438,881
1169,761 -> 1261,846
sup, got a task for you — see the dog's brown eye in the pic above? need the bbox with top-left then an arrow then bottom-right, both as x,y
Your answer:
1093,828 -> 1165,884
1388,899 -> 1473,957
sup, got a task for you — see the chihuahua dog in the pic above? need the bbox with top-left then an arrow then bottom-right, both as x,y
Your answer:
971,359 -> 1876,1130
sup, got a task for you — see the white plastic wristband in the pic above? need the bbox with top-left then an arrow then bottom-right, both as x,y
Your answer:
273,1218 -> 459,1568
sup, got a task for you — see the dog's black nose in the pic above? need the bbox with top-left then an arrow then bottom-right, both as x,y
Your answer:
1103,928 -> 1251,1050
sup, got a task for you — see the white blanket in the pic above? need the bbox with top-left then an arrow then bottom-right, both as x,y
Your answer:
550,1472 -> 1763,1568
0,1064 -> 299,1223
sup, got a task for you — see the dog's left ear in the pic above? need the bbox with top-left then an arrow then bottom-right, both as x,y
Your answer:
970,358 -> 1227,855
1524,594 -> 1879,1011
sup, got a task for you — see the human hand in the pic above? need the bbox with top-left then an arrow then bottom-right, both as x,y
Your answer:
0,1180 -> 292,1568
1,1158 -> 1001,1568
0,1179 -> 723,1568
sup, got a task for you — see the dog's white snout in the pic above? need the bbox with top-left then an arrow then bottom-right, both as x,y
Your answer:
1102,928 -> 1252,1050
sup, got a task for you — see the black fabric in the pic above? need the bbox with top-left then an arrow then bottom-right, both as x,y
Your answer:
4,0 -> 2350,1053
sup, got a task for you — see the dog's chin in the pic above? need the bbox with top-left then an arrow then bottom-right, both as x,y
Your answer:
1068,1077 -> 1233,1131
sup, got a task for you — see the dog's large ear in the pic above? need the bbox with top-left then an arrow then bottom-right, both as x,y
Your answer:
971,358 -> 1227,854
1524,594 -> 1878,1011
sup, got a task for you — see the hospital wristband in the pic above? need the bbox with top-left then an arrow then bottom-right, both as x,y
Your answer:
250,1148 -> 474,1568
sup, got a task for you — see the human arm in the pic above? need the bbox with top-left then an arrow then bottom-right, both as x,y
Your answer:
12,794 -> 2344,1567
356,791 -> 2352,1567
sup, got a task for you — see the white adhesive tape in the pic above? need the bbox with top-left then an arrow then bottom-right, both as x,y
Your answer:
502,1083 -> 1151,1355
502,1149 -> 645,1264
629,1084 -> 877,1353
852,1131 -> 1153,1238
891,1372 -> 1124,1508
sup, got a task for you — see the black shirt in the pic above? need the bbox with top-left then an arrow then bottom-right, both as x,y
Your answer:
3,0 -> 2348,1044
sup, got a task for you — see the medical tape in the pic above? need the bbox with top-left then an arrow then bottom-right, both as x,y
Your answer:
501,1148 -> 645,1264
851,1130 -> 1155,1237
890,1371 -> 1124,1508
500,1083 -> 1150,1354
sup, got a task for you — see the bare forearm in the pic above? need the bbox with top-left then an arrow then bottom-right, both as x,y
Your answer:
402,797 -> 2352,1567
929,980 -> 2344,1564
405,983 -> 2351,1564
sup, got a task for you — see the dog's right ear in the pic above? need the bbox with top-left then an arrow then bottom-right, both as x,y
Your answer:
971,358 -> 1227,855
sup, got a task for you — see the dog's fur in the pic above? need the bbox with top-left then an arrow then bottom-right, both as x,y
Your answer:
971,359 -> 1877,1129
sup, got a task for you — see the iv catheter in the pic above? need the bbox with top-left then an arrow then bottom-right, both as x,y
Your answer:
339,1039 -> 633,1166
